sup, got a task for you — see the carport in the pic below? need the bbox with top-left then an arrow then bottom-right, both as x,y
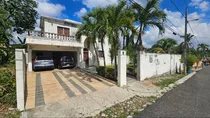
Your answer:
32,51 -> 77,68
27,44 -> 85,72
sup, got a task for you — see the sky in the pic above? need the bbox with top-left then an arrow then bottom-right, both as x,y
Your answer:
19,0 -> 210,48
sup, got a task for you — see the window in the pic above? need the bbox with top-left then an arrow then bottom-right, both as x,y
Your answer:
57,26 -> 69,36
98,51 -> 104,58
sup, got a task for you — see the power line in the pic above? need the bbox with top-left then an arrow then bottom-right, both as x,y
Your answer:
166,18 -> 183,35
170,0 -> 185,17
167,11 -> 183,28
128,0 -> 182,37
188,22 -> 200,45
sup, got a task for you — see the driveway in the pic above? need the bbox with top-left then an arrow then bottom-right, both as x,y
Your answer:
136,66 -> 210,117
25,68 -> 115,109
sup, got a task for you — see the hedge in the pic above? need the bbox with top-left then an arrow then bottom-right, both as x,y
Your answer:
96,65 -> 116,82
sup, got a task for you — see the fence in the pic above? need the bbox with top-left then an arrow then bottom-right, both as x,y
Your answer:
137,52 -> 182,81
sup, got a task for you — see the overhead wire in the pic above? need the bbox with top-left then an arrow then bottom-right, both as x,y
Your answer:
128,0 -> 182,37
170,0 -> 185,17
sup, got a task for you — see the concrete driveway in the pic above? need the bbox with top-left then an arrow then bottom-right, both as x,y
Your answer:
25,68 -> 115,109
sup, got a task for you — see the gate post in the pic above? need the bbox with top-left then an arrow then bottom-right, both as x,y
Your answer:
15,49 -> 26,111
117,50 -> 127,87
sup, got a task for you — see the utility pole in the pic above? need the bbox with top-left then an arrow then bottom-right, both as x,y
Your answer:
184,6 -> 188,74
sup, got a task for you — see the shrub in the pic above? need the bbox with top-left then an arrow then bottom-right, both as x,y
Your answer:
96,66 -> 105,76
0,70 -> 16,106
181,54 -> 198,71
187,54 -> 198,70
96,65 -> 116,81
105,67 -> 116,81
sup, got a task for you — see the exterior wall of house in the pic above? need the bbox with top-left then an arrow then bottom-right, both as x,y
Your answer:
43,19 -> 79,36
137,52 -> 182,81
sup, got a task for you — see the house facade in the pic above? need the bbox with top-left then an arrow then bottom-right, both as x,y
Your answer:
26,16 -> 112,72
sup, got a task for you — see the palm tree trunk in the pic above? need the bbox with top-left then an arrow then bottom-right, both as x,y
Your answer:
123,36 -> 126,50
114,55 -> 117,78
93,43 -> 99,66
101,38 -> 106,68
135,24 -> 143,51
133,24 -> 143,77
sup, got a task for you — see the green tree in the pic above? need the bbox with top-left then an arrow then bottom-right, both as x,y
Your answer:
180,33 -> 194,53
0,0 -> 38,47
132,0 -> 166,51
152,38 -> 177,53
90,7 -> 108,68
76,14 -> 100,66
106,0 -> 134,77
197,43 -> 209,58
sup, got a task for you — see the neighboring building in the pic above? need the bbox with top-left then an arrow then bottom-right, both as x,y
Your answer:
26,16 -> 112,72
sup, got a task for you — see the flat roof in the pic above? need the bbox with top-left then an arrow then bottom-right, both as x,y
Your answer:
41,16 -> 82,25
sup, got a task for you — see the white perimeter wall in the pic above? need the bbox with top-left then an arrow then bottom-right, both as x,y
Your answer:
139,52 -> 182,81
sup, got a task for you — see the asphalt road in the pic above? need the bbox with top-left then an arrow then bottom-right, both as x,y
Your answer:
137,66 -> 210,118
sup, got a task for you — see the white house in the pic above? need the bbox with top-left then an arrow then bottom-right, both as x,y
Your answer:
26,16 -> 112,72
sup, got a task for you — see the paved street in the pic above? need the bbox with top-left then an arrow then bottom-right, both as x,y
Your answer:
137,66 -> 210,117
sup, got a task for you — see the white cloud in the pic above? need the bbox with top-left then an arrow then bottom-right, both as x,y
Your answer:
81,0 -> 118,8
35,0 -> 66,17
190,0 -> 210,11
74,8 -> 87,17
142,9 -> 210,48
78,0 -> 152,9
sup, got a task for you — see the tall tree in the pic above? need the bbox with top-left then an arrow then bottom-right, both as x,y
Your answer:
76,14 -> 100,66
197,43 -> 209,58
180,33 -> 194,53
0,0 -> 38,47
106,0 -> 134,78
91,7 -> 108,68
132,0 -> 166,51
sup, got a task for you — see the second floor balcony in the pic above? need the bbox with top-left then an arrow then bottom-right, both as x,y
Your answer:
26,31 -> 83,48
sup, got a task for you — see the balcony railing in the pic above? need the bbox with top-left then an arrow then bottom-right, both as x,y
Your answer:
28,30 -> 78,42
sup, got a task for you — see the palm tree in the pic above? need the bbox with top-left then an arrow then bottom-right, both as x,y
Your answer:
152,38 -> 177,53
90,7 -> 108,68
132,0 -> 166,51
106,0 -> 134,77
197,43 -> 209,52
76,14 -> 100,66
180,33 -> 194,53
150,47 -> 165,53
197,43 -> 209,58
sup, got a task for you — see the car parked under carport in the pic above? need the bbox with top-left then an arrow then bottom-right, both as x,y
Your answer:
32,51 -> 77,70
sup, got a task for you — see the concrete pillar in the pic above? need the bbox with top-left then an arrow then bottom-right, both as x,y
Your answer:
77,48 -> 84,68
137,51 -> 144,81
28,49 -> 32,72
15,49 -> 26,111
117,50 -> 127,87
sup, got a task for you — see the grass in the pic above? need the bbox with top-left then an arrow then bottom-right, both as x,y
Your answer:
154,74 -> 185,89
3,110 -> 21,118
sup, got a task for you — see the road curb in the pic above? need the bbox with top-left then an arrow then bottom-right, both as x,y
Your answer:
157,72 -> 197,98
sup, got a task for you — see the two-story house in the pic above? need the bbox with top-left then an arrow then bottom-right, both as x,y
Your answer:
26,16 -> 112,72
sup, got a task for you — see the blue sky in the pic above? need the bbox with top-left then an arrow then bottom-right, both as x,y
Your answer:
31,0 -> 210,47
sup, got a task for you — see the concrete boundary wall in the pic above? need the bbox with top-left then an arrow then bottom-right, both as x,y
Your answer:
15,49 -> 26,110
137,52 -> 182,81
